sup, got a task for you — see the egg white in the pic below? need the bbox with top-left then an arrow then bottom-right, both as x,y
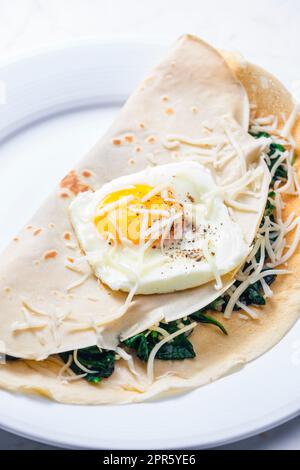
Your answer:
70,162 -> 249,294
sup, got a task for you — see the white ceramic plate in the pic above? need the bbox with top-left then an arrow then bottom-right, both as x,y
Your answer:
0,41 -> 299,450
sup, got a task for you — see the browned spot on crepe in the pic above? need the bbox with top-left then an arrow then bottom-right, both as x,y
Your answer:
165,107 -> 175,115
63,232 -> 71,241
124,135 -> 134,143
33,228 -> 42,236
43,250 -> 58,261
82,170 -> 92,178
60,171 -> 90,196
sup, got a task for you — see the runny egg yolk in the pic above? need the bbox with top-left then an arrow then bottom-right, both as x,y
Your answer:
94,184 -> 180,244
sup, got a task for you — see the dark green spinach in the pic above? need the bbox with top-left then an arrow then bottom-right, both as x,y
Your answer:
252,132 -> 288,183
190,310 -> 228,335
60,346 -> 116,384
124,320 -> 196,362
208,131 -> 287,313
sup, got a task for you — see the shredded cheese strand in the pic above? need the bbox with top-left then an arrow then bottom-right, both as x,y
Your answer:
222,119 -> 247,174
224,270 -> 290,319
58,354 -> 74,382
281,104 -> 300,138
116,346 -> 140,378
236,301 -> 259,320
94,195 -> 134,217
202,240 -> 222,290
141,184 -> 169,203
225,199 -> 259,213
73,349 -> 98,374
166,134 -> 226,147
66,273 -> 90,292
147,322 -> 197,383
267,219 -> 300,268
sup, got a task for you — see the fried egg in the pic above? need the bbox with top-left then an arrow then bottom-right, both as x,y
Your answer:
70,162 -> 249,294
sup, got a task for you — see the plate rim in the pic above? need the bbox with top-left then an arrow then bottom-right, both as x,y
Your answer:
0,392 -> 299,450
0,39 -> 299,450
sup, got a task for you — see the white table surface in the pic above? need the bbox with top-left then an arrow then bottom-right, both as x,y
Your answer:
0,0 -> 299,450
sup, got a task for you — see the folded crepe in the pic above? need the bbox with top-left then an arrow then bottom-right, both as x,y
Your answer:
0,35 -> 299,404
0,35 -> 266,360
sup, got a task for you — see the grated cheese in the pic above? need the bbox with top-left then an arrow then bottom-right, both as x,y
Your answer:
73,349 -> 98,374
116,346 -> 140,378
11,308 -> 48,346
141,184 -> 169,203
224,269 -> 290,319
58,354 -> 74,382
94,195 -> 134,218
149,325 -> 171,339
165,134 -> 226,148
202,240 -> 222,290
267,218 -> 300,268
147,322 -> 197,383
116,282 -> 139,318
260,278 -> 273,298
236,300 -> 259,320
21,300 -> 49,317
64,262 -> 85,274
280,104 -> 300,138
66,273 -> 90,292
221,119 -> 247,174
239,313 -> 249,320
270,153 -> 289,180
225,199 -> 259,213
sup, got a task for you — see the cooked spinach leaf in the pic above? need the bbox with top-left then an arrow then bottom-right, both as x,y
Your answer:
269,143 -> 288,181
265,191 -> 276,217
251,131 -> 270,139
124,332 -> 152,362
190,311 -> 228,335
124,311 -> 228,362
124,320 -> 196,362
60,346 -> 116,384
154,334 -> 196,361
252,132 -> 288,183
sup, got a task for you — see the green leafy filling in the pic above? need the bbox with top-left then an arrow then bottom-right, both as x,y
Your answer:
190,309 -> 228,335
124,321 -> 195,362
171,131 -> 285,320
252,132 -> 288,183
59,347 -> 116,384
59,130 -> 289,379
124,314 -> 227,362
